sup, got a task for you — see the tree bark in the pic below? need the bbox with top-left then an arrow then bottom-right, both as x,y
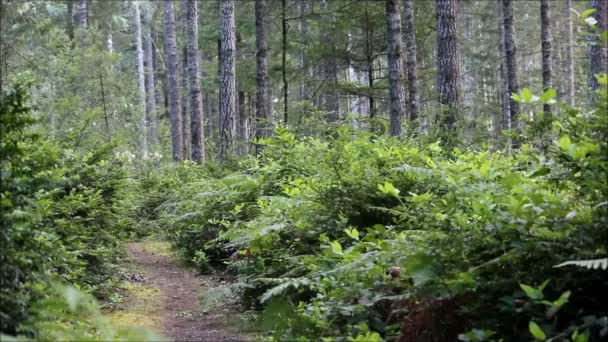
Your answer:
402,0 -> 418,122
282,0 -> 288,124
143,4 -> 157,148
321,0 -> 339,122
565,0 -> 574,106
298,0 -> 309,100
496,0 -> 510,133
180,0 -> 191,160
588,0 -> 608,91
541,0 -> 552,117
255,0 -> 270,155
219,0 -> 236,162
78,0 -> 86,27
186,0 -> 205,162
386,0 -> 406,136
66,0 -> 74,41
502,0 -> 520,146
435,0 -> 461,130
163,0 -> 183,161
134,1 -> 148,158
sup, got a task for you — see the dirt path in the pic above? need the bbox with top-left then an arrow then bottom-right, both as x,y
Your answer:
111,241 -> 246,341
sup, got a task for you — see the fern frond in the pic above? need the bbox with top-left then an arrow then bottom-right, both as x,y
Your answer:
256,277 -> 315,303
554,258 -> 607,270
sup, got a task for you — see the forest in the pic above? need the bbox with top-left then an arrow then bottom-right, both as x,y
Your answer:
1,0 -> 607,341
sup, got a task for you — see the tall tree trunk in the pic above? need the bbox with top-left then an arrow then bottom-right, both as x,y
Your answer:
435,0 -> 461,130
364,4 -> 375,119
321,0 -> 339,122
497,0 -> 510,133
143,5 -> 157,148
503,0 -> 520,146
281,0 -> 288,124
180,0 -> 191,160
219,0 -> 236,162
186,0 -> 205,162
66,0 -> 74,41
78,0 -> 86,27
134,2 -> 148,158
541,0 -> 552,117
386,0 -> 406,136
255,0 -> 270,155
565,0 -> 574,106
402,0 -> 418,122
163,0 -> 183,161
588,0 -> 608,91
299,0 -> 309,100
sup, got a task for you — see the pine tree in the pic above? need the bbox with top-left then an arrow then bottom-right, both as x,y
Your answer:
163,0 -> 183,160
255,0 -> 270,155
386,0 -> 406,136
541,0 -> 552,116
565,0 -> 574,106
134,1 -> 148,158
502,0 -> 520,146
403,0 -> 418,122
143,3 -> 157,148
219,0 -> 236,162
435,0 -> 461,130
186,0 -> 205,162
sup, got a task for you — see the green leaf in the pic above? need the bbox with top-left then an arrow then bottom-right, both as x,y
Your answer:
511,93 -> 522,103
331,240 -> 342,254
595,73 -> 608,86
378,182 -> 400,198
529,167 -> 550,178
558,135 -> 572,151
540,88 -> 557,104
580,8 -> 596,19
529,321 -> 546,341
345,228 -> 360,240
520,283 -> 543,300
601,30 -> 608,42
522,88 -> 533,102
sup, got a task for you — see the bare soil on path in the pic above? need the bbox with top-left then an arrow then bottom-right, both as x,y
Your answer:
112,241 -> 248,342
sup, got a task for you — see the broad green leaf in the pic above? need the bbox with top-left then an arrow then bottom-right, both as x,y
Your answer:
558,135 -> 572,151
601,30 -> 608,42
581,8 -> 596,19
511,92 -> 522,103
522,88 -> 533,102
540,88 -> 557,104
331,240 -> 342,254
345,228 -> 359,240
520,283 -> 543,300
529,321 -> 546,341
595,73 -> 608,85
378,182 -> 400,198
529,167 -> 550,178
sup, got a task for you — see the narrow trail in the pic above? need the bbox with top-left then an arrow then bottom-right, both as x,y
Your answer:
112,241 -> 246,341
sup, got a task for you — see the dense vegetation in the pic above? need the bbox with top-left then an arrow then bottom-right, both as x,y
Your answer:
1,0 -> 607,341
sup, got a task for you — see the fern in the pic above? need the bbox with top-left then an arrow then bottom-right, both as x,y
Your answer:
256,277 -> 315,303
554,258 -> 607,270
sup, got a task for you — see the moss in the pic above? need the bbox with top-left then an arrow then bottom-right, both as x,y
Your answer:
106,282 -> 164,333
139,240 -> 173,257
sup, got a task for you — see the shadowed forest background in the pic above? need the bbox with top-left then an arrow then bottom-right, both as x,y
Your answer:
1,0 -> 607,341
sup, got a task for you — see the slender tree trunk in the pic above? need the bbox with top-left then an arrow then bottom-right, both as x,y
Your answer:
402,0 -> 418,122
497,0 -> 510,133
321,0 -> 339,122
163,0 -> 183,161
588,0 -> 608,91
541,0 -> 552,117
282,0 -> 288,124
299,0 -> 309,100
66,0 -> 74,41
143,5 -> 157,148
435,0 -> 461,130
219,0 -> 236,162
134,2 -> 148,158
180,0 -> 190,160
565,0 -> 574,106
186,0 -> 205,162
386,0 -> 406,136
78,0 -> 86,27
503,0 -> 520,146
364,4 -> 376,119
255,0 -> 270,155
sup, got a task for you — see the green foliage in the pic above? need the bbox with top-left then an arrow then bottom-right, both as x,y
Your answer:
1,82 -> 126,334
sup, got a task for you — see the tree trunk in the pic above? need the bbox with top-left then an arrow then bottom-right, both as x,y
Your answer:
588,0 -> 608,91
402,0 -> 418,122
435,0 -> 461,130
282,0 -> 288,124
321,0 -> 339,122
541,0 -> 552,117
497,0 -> 510,133
255,0 -> 270,155
502,0 -> 520,146
134,1 -> 148,158
163,0 -> 183,161
143,5 -> 157,148
78,0 -> 86,27
565,0 -> 574,106
66,0 -> 74,41
364,4 -> 375,119
298,0 -> 309,100
386,0 -> 406,136
219,0 -> 236,162
186,0 -> 205,163
180,0 -> 190,160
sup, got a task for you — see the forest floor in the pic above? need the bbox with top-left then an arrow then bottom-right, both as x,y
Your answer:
107,240 -> 251,341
